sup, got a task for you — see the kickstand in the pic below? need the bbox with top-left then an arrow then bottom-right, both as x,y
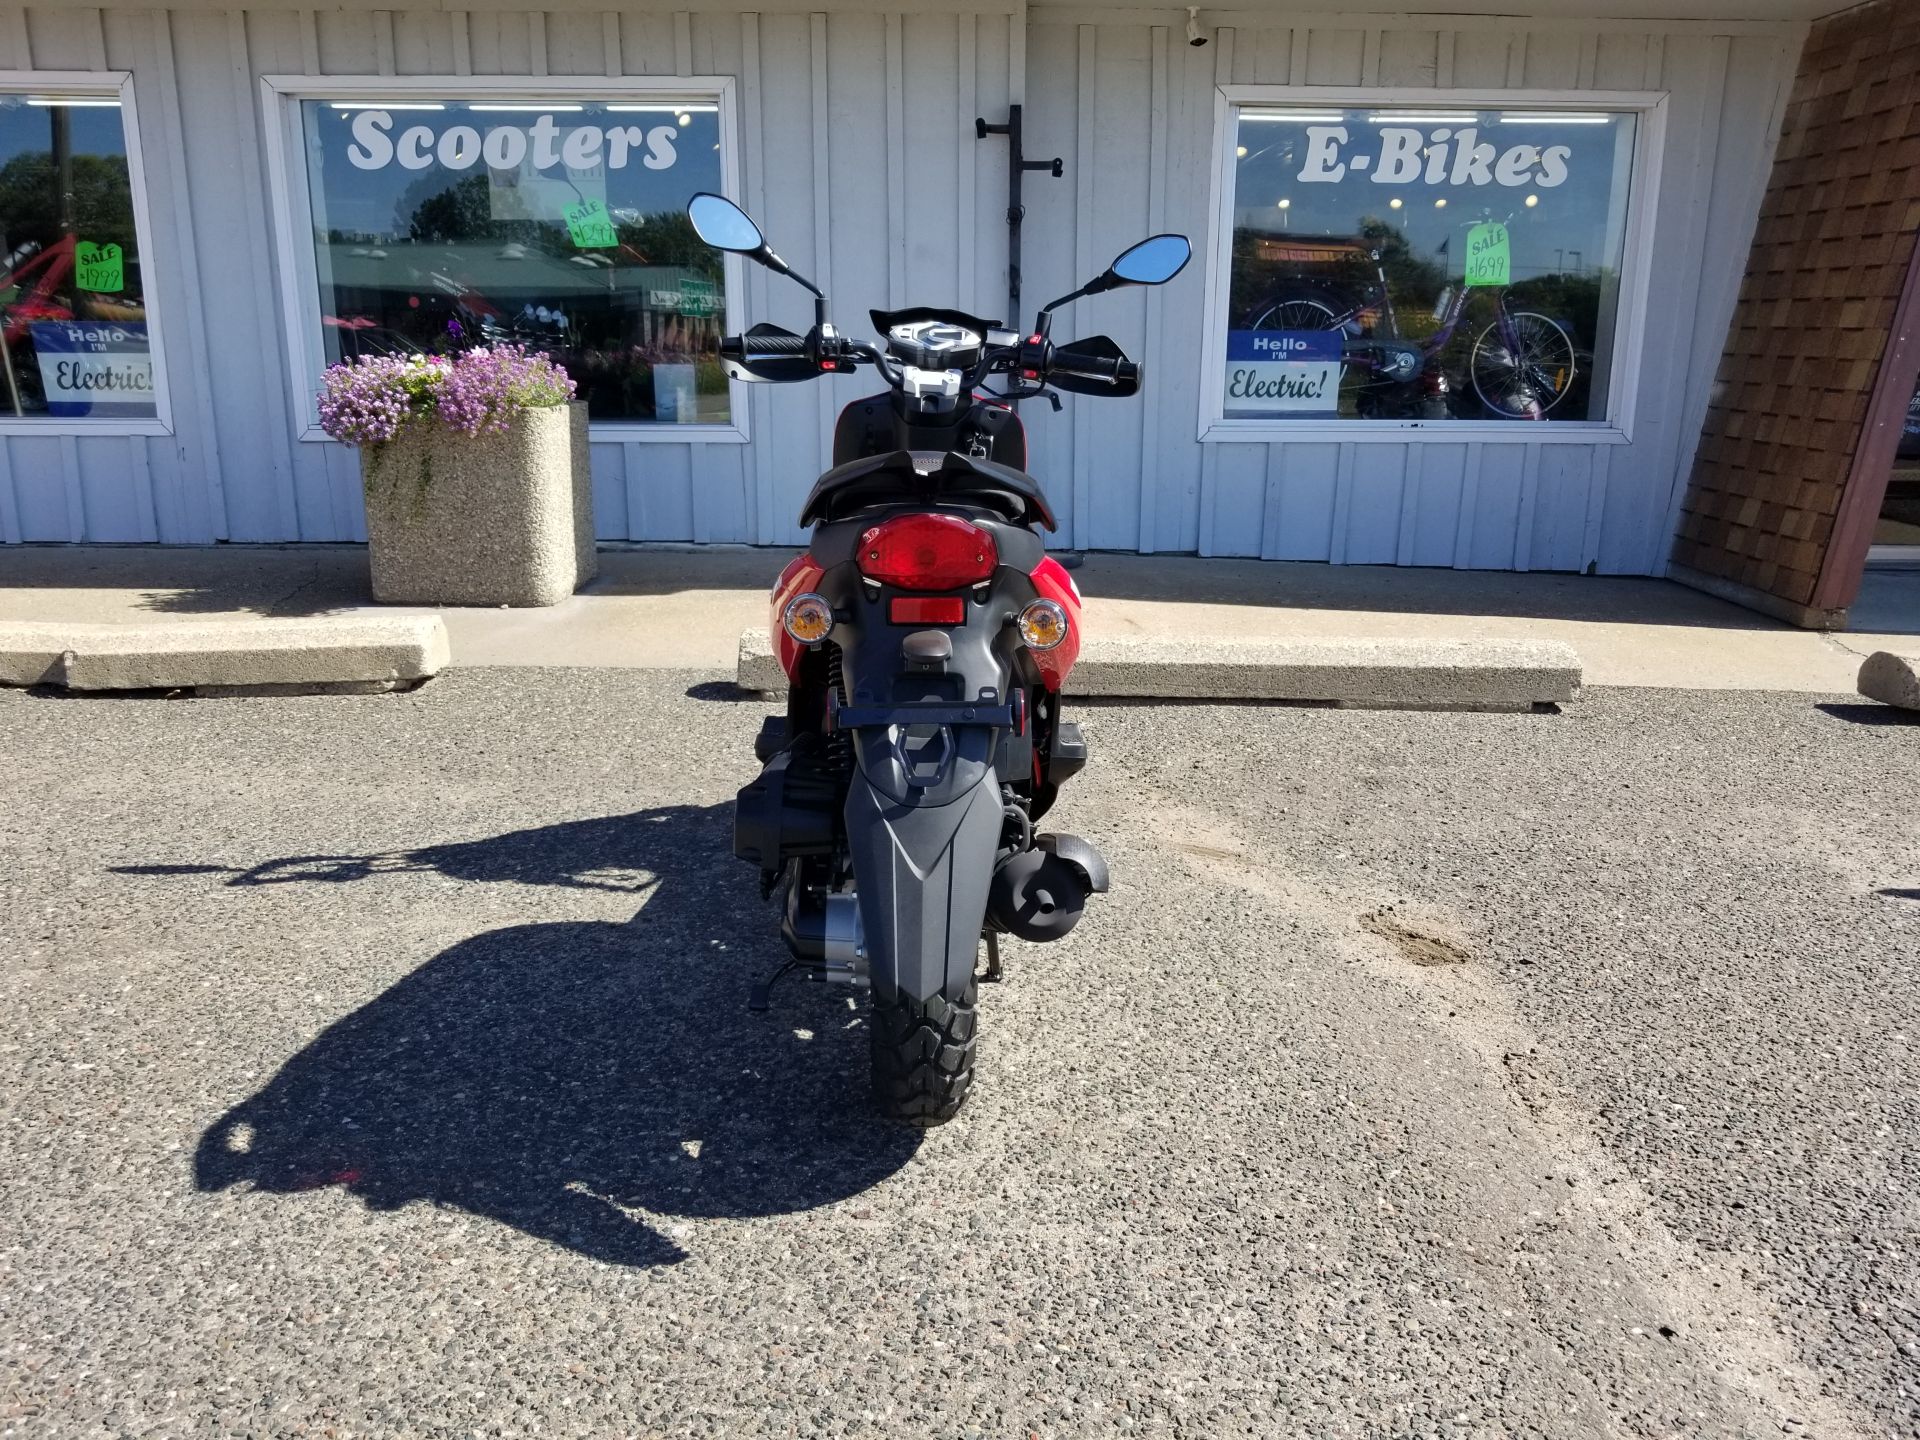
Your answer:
978,931 -> 1004,984
749,959 -> 799,1012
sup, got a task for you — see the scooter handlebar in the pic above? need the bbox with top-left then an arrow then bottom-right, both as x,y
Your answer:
1048,351 -> 1139,388
721,333 -> 808,358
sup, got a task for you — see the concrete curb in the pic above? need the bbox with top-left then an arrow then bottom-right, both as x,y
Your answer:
0,616 -> 451,693
1857,650 -> 1920,711
738,629 -> 1580,706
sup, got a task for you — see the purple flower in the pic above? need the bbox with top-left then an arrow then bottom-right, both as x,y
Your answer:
313,344 -> 574,446
433,344 -> 576,438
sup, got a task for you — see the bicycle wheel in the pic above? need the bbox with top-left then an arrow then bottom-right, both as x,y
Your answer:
1470,312 -> 1577,419
1246,296 -> 1343,331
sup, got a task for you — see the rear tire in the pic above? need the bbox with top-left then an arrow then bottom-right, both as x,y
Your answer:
869,978 -> 977,1126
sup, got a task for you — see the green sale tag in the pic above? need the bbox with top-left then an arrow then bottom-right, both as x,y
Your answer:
1463,222 -> 1511,288
75,240 -> 124,293
564,198 -> 617,249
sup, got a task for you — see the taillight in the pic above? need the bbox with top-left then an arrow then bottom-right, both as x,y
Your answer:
857,514 -> 997,590
889,596 -> 966,625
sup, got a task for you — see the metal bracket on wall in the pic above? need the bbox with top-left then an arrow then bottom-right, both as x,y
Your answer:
974,105 -> 1064,330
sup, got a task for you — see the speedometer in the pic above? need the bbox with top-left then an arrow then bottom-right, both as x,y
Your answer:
887,319 -> 984,371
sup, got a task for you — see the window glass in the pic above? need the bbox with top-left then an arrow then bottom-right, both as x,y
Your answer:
0,93 -> 154,420
299,97 -> 730,425
1223,104 -> 1638,425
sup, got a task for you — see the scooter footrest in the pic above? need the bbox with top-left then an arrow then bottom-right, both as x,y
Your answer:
753,714 -> 789,763
1047,721 -> 1089,787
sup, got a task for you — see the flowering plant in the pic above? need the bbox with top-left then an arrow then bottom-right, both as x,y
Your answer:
315,345 -> 575,447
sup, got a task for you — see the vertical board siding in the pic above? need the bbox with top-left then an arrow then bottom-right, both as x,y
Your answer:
1408,443 -> 1468,567
1376,31 -> 1438,88
1,6 -> 1795,570
1084,23 -> 1153,551
1302,30 -> 1364,86
9,3 -> 1011,548
1043,14 -> 1796,572
11,434 -> 64,539
468,13 -> 536,75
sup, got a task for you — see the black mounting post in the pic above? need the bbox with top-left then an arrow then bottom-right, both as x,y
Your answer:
975,104 -> 1063,331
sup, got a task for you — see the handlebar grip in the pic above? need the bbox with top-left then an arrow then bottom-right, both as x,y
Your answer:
1053,353 -> 1124,381
720,333 -> 810,360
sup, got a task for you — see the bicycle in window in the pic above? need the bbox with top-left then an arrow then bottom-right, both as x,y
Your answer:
1240,215 -> 1581,422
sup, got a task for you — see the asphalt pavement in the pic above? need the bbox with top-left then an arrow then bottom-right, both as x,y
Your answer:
1,672 -> 1915,1438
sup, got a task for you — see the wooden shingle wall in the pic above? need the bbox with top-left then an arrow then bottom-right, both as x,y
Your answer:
1672,0 -> 1920,615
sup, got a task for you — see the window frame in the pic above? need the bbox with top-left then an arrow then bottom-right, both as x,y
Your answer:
0,70 -> 173,438
1199,84 -> 1669,446
258,72 -> 749,445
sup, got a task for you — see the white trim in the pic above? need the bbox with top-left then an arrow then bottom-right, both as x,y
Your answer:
1196,84 -> 1669,447
1029,9 -> 1807,39
1198,419 -> 1634,446
0,71 -> 175,438
257,73 -> 749,447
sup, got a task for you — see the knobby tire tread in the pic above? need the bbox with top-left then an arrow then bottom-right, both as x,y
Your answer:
869,979 -> 978,1126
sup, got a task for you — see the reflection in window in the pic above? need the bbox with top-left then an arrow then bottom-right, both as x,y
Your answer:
1222,106 -> 1638,424
1875,376 -> 1920,549
299,98 -> 730,425
0,93 -> 154,421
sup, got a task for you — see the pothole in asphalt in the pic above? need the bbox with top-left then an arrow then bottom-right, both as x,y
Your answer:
1359,908 -> 1471,967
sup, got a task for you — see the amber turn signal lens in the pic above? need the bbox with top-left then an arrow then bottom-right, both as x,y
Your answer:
1017,598 -> 1069,650
782,592 -> 834,645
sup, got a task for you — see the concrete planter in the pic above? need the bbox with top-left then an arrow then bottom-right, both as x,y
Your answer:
361,401 -> 595,607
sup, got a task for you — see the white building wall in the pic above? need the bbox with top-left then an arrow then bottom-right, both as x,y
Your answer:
1023,10 -> 1803,572
0,3 -> 1800,577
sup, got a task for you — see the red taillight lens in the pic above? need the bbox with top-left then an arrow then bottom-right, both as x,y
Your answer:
889,596 -> 966,626
857,514 -> 997,590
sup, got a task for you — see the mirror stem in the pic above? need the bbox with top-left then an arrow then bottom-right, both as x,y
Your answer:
759,247 -> 827,322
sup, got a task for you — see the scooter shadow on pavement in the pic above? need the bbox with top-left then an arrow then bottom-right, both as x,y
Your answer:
183,804 -> 922,1267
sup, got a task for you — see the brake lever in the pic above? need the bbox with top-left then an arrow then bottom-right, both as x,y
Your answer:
988,378 -> 1061,410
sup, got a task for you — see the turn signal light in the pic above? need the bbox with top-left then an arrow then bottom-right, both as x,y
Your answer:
1018,598 -> 1069,650
857,514 -> 997,591
782,592 -> 834,645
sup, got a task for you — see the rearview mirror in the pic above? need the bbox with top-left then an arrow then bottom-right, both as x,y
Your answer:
1108,234 -> 1191,287
687,193 -> 765,254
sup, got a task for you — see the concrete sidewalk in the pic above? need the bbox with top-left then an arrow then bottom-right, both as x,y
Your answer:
2,542 -> 1914,692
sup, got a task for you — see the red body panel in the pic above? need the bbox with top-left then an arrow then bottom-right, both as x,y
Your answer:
1027,556 -> 1084,691
770,552 -> 827,680
773,541 -> 1083,689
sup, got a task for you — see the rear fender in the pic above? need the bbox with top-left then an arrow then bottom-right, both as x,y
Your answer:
825,557 -> 1021,1004
845,770 -> 1001,1004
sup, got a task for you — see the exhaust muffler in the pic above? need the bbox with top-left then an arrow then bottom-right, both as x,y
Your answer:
987,833 -> 1108,942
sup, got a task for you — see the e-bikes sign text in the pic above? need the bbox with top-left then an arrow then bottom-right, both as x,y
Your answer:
1297,125 -> 1573,190
1224,330 -> 1341,417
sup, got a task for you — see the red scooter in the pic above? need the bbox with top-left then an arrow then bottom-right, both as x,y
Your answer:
688,194 -> 1188,1123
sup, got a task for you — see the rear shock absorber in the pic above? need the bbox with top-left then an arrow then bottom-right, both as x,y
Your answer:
823,640 -> 853,778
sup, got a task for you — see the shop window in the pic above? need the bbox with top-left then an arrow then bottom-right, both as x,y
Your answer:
1209,95 -> 1653,434
278,86 -> 735,431
0,83 -> 160,424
